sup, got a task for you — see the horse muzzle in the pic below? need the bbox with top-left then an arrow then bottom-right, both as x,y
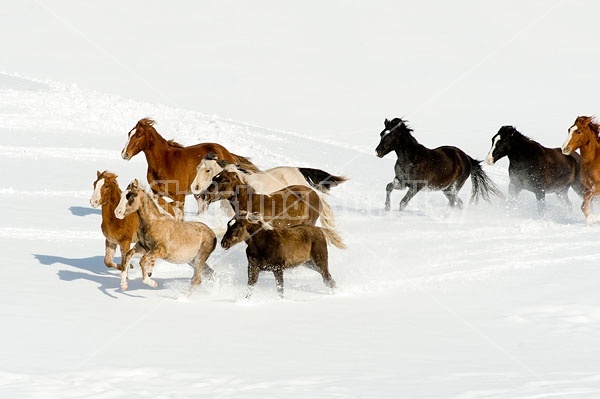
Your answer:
485,155 -> 495,165
220,240 -> 231,250
121,150 -> 131,160
561,146 -> 571,155
90,199 -> 100,208
375,150 -> 384,158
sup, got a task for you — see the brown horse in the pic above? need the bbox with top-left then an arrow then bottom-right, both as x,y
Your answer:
121,118 -> 259,212
561,116 -> 600,225
90,171 -> 138,270
221,212 -> 345,298
202,170 -> 336,229
115,179 -> 217,296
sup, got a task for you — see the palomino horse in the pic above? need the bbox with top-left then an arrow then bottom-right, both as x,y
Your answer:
561,116 -> 600,225
190,153 -> 347,209
90,171 -> 138,270
202,170 -> 335,229
487,125 -> 584,214
115,179 -> 217,296
221,212 -> 345,298
121,118 -> 259,213
376,118 -> 501,211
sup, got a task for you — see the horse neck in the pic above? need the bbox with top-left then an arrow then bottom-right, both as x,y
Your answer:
136,192 -> 163,226
506,133 -> 537,161
394,132 -> 426,161
231,184 -> 252,209
579,134 -> 600,163
141,128 -> 170,168
101,183 -> 122,219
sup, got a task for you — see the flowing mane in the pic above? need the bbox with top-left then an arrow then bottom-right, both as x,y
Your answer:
167,139 -> 185,148
137,118 -> 156,127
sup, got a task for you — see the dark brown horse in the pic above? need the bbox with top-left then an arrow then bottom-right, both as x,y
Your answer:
221,212 -> 345,298
121,118 -> 259,212
487,125 -> 584,214
375,117 -> 501,211
201,170 -> 335,229
561,116 -> 600,225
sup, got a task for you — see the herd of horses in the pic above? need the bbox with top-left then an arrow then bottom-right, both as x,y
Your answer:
89,116 -> 600,297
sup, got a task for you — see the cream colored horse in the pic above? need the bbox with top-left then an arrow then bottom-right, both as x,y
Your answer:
115,179 -> 216,296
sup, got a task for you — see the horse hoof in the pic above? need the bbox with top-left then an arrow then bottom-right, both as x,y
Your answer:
148,272 -> 152,277
121,283 -> 128,290
152,281 -> 158,288
384,204 -> 391,212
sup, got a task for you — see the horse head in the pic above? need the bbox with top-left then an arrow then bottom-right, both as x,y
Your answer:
191,157 -> 224,195
562,116 -> 598,155
121,118 -> 155,160
486,126 -> 518,165
201,170 -> 243,204
221,212 -> 271,249
375,117 -> 410,158
90,171 -> 119,208
114,179 -> 142,219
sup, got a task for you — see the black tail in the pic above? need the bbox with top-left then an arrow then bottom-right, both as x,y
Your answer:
469,158 -> 502,204
298,167 -> 347,194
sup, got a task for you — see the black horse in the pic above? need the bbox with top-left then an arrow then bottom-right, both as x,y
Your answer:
375,118 -> 500,211
486,125 -> 585,214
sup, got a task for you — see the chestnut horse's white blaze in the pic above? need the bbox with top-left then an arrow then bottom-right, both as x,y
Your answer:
486,135 -> 501,165
90,178 -> 104,207
121,127 -> 136,159
562,125 -> 578,154
114,188 -> 130,219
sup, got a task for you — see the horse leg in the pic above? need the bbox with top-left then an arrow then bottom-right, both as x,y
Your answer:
140,246 -> 166,288
273,267 -> 284,298
186,250 -> 215,298
385,177 -> 402,211
556,189 -> 572,210
245,261 -> 261,298
507,181 -> 521,209
442,184 -> 462,209
399,184 -> 422,211
582,190 -> 600,226
195,194 -> 209,215
307,259 -> 336,292
117,239 -> 133,270
104,239 -> 118,269
120,243 -> 145,290
535,191 -> 546,216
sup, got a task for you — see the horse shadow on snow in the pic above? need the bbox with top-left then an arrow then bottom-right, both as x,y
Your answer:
33,254 -> 166,299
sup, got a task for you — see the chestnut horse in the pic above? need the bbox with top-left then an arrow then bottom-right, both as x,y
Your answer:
121,118 -> 259,212
561,116 -> 600,225
202,170 -> 335,229
90,171 -> 138,270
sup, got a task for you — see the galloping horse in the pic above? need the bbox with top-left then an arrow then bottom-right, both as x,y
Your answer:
487,125 -> 584,214
375,118 -> 501,211
561,116 -> 600,225
90,171 -> 138,270
221,212 -> 345,298
202,170 -> 335,229
121,118 -> 259,213
115,179 -> 217,296
190,153 -> 347,212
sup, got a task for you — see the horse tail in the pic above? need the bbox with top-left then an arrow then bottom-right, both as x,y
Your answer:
298,167 -> 347,194
231,153 -> 260,173
321,226 -> 346,249
318,196 -> 337,230
468,157 -> 502,204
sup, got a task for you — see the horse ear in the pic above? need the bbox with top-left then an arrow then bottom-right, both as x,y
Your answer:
384,118 -> 390,126
96,170 -> 101,178
132,179 -> 140,188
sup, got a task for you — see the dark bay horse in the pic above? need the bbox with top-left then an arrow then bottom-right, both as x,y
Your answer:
202,170 -> 335,229
375,118 -> 501,211
561,116 -> 600,225
121,118 -> 259,212
487,125 -> 584,214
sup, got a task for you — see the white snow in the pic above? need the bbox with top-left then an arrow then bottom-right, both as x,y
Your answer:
1,73 -> 599,398
3,1 -> 600,396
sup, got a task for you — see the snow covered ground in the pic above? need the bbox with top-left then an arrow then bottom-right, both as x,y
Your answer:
1,73 -> 599,398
